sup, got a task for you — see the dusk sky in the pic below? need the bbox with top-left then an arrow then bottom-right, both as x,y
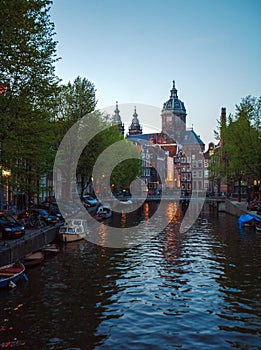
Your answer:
50,0 -> 261,145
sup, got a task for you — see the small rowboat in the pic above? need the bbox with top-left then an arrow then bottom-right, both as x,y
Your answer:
41,244 -> 59,255
0,262 -> 26,288
23,251 -> 44,267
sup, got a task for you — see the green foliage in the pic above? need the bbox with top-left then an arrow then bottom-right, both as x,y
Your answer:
77,125 -> 142,197
211,95 -> 261,200
0,0 -> 60,205
223,96 -> 261,179
55,76 -> 97,125
110,157 -> 142,190
55,78 -> 142,197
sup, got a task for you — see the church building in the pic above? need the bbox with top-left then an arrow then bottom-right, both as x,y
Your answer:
114,81 -> 208,196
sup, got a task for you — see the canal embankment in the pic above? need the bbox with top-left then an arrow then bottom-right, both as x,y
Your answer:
225,199 -> 261,219
0,224 -> 60,266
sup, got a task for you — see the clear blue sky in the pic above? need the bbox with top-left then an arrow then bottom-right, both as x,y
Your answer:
50,0 -> 261,145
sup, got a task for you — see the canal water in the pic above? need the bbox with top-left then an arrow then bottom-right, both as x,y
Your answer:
1,203 -> 261,349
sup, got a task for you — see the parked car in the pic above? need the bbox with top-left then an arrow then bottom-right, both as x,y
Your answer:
82,195 -> 98,208
0,213 -> 25,240
37,202 -> 64,221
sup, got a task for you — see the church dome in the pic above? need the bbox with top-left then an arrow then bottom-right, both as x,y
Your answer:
162,81 -> 186,115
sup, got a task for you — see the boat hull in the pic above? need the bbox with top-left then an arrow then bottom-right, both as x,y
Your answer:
23,251 -> 44,267
58,219 -> 87,243
58,233 -> 83,243
0,262 -> 25,288
41,244 -> 59,255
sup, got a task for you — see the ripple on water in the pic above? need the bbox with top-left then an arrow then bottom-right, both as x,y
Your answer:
0,207 -> 261,349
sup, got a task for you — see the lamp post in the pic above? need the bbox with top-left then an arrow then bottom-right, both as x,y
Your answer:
2,168 -> 11,210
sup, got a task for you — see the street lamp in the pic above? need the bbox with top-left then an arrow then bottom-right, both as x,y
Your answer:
2,168 -> 11,210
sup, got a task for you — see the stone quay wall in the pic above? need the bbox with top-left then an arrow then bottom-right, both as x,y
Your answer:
0,225 -> 60,266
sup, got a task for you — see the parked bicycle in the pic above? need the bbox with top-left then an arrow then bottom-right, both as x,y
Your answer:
28,213 -> 47,228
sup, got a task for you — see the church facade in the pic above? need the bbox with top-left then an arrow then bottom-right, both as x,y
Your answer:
113,81 -> 209,197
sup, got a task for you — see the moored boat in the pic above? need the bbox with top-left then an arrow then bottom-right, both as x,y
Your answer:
238,214 -> 260,228
0,262 -> 26,288
41,244 -> 60,255
23,251 -> 44,267
58,219 -> 87,243
256,221 -> 261,232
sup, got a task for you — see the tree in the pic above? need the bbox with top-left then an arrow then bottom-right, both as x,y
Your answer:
212,96 -> 261,201
53,76 -> 98,199
54,77 -> 142,199
0,0 -> 60,208
77,125 -> 142,198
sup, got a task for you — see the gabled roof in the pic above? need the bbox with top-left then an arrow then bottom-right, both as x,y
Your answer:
165,128 -> 205,147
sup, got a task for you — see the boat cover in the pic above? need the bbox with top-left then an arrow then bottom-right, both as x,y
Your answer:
238,214 -> 261,226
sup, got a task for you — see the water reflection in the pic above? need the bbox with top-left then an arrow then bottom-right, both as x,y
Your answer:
0,203 -> 261,349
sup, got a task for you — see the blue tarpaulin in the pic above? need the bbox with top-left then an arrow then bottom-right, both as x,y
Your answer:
238,214 -> 261,226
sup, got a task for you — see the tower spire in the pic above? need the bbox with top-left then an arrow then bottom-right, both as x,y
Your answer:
170,80 -> 178,98
112,101 -> 125,135
128,106 -> 142,135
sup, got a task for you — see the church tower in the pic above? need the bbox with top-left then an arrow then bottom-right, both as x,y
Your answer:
112,101 -> 125,135
161,81 -> 187,136
128,106 -> 143,135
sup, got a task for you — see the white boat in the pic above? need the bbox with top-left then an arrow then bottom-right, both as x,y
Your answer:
58,219 -> 87,243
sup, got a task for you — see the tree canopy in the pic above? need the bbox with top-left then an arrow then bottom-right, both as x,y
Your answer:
212,95 -> 261,201
0,0 -> 60,207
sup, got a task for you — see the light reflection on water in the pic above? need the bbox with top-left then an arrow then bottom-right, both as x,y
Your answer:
0,203 -> 261,349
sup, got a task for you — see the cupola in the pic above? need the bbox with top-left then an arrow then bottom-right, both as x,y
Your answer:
128,106 -> 142,135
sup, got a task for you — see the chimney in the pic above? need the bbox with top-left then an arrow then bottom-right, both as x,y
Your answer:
220,107 -> 226,147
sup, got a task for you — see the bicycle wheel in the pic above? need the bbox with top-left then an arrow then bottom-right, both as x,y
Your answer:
29,214 -> 38,228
